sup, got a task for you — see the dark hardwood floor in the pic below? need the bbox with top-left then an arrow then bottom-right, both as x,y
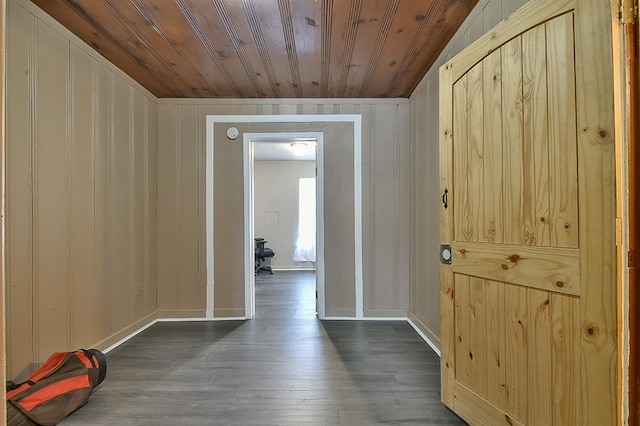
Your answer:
62,270 -> 464,425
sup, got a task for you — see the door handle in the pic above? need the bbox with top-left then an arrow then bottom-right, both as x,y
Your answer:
442,188 -> 449,209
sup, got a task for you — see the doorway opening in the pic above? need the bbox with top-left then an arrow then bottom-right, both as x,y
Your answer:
243,133 -> 325,319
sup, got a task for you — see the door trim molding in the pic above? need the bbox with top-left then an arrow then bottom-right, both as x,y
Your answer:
205,114 -> 363,319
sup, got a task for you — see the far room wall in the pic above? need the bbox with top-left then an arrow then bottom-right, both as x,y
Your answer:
254,160 -> 316,270
157,100 -> 411,319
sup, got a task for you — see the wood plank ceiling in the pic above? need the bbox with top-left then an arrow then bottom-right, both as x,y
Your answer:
31,0 -> 479,98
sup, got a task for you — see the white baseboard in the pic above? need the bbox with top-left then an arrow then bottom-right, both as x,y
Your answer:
323,316 -> 408,321
272,267 -> 316,271
156,317 -> 247,322
102,319 -> 158,354
407,317 -> 441,357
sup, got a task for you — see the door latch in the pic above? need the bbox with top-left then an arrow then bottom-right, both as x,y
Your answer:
440,244 -> 452,265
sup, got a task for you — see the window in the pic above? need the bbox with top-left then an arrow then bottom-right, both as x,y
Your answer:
293,178 -> 316,263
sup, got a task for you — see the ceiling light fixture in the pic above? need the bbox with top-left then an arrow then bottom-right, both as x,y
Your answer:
289,142 -> 309,156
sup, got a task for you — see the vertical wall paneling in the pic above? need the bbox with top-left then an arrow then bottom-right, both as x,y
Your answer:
133,89 -> 145,318
196,105 -> 207,309
147,100 -> 159,316
6,2 -> 34,378
369,104 -> 395,310
302,103 -> 318,115
278,103 -> 297,115
94,64 -> 110,340
157,100 -> 410,318
142,96 -> 149,317
1,0 -> 5,417
212,118 -> 245,317
128,87 -> 136,326
483,0 -> 502,37
502,0 -> 530,18
396,102 -> 410,312
35,19 -> 71,360
111,75 -> 131,332
178,105 -> 200,310
408,70 -> 441,342
156,104 -> 178,312
6,1 -> 158,377
70,44 -> 95,348
408,88 -> 418,316
240,104 -> 259,115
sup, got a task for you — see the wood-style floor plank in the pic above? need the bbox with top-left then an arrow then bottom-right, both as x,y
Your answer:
62,271 -> 464,425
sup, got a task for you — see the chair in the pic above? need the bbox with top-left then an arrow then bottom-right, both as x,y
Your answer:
255,238 -> 275,274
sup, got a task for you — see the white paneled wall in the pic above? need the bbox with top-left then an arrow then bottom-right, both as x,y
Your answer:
156,99 -> 410,317
408,0 -> 531,348
6,0 -> 158,378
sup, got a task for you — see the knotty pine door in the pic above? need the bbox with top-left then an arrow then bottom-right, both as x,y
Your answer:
439,0 -> 618,424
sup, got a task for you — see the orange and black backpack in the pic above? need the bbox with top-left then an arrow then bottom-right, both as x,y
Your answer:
6,349 -> 107,426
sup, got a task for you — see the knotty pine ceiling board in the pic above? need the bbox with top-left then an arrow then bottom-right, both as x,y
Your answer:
31,0 -> 480,99
251,0 -> 301,98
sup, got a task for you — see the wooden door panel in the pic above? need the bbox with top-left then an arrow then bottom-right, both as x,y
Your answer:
453,75 -> 470,242
503,282 -> 528,421
454,16 -> 579,249
482,49 -> 504,245
546,14 -> 578,248
522,24 -> 551,247
550,292 -> 580,425
501,36 -> 526,246
452,241 -> 580,296
454,274 -> 471,387
439,3 -> 615,420
468,65 -> 485,244
468,277 -> 488,396
453,274 -> 580,424
485,279 -> 506,408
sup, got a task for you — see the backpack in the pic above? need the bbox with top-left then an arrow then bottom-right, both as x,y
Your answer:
6,349 -> 107,426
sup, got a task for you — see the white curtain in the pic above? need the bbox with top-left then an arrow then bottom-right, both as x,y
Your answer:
293,178 -> 316,262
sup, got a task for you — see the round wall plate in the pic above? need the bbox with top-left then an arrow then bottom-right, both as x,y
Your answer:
226,126 -> 239,140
